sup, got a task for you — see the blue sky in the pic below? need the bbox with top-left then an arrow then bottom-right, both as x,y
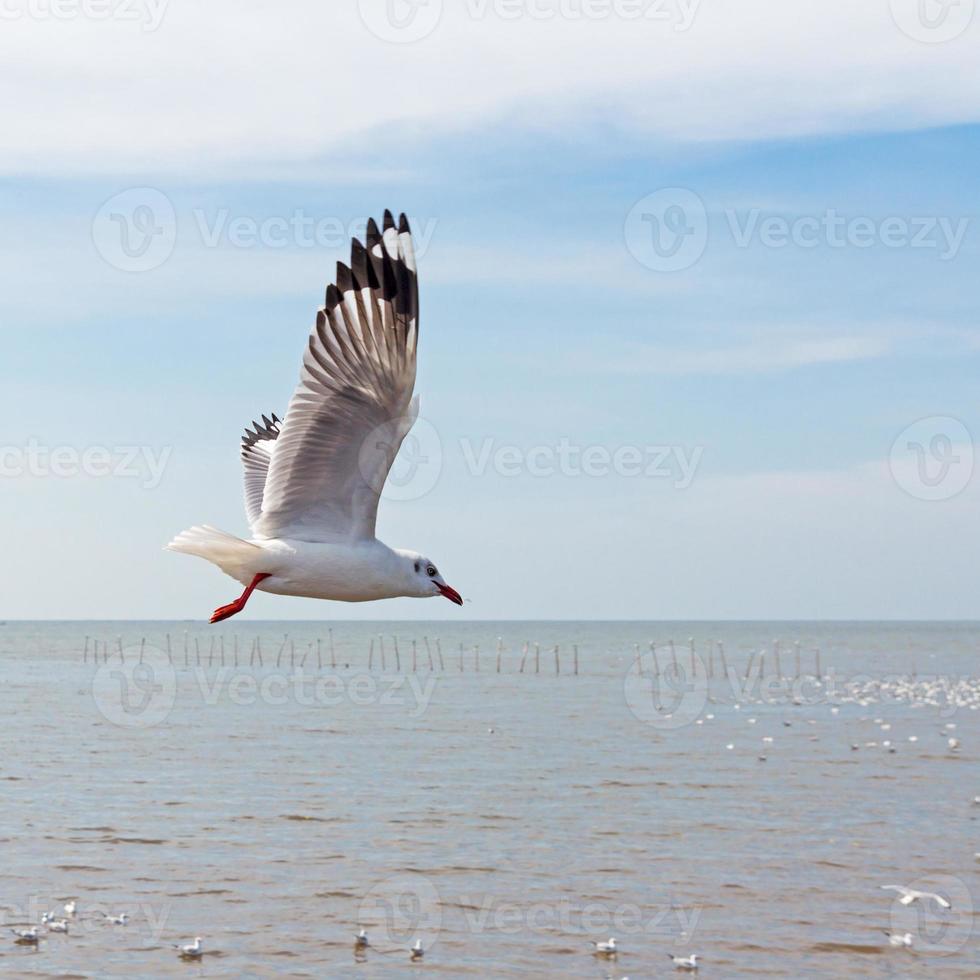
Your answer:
1,1 -> 978,619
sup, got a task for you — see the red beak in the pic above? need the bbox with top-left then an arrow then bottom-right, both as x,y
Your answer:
438,583 -> 463,606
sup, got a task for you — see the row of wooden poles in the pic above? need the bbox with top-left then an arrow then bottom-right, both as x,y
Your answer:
79,634 -> 832,680
635,637 -> 824,681
81,633 -> 581,675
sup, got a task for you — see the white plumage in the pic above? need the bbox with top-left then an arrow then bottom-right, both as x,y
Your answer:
168,211 -> 462,621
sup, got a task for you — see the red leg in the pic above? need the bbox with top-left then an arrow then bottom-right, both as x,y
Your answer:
210,573 -> 271,624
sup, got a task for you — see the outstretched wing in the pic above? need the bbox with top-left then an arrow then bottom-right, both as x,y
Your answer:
241,413 -> 281,531
251,210 -> 419,543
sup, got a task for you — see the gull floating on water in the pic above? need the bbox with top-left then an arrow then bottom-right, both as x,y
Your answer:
64,900 -> 76,917
175,937 -> 204,958
881,886 -> 952,909
105,913 -> 129,925
883,931 -> 913,947
167,212 -> 464,623
355,929 -> 368,948
47,919 -> 69,934
410,939 -> 424,960
11,927 -> 39,944
592,937 -> 617,955
668,953 -> 699,970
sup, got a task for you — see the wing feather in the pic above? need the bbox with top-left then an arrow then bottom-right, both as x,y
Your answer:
250,211 -> 420,542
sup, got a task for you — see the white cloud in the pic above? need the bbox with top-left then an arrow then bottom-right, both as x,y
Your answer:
0,0 -> 978,176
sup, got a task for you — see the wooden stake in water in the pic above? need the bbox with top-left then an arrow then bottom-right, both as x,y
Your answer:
117,636 -> 124,664
256,636 -> 264,668
329,628 -> 335,669
393,635 -> 401,672
718,641 -> 728,679
707,640 -> 714,680
166,633 -> 173,665
648,640 -> 658,678
474,645 -> 480,672
368,636 -> 375,671
82,635 -> 89,664
379,634 -> 386,672
794,640 -> 801,679
412,639 -> 417,673
744,650 -> 755,682
519,642 -> 528,674
275,634 -> 287,669
669,639 -> 678,672
436,638 -> 444,672
496,637 -> 503,674
220,636 -> 226,667
195,638 -> 201,666
554,644 -> 560,675
423,636 -> 433,671
316,637 -> 322,670
689,637 -> 696,676
183,631 -> 189,667
534,643 -> 540,674
139,636 -> 146,665
815,646 -> 821,679
772,638 -> 781,680
573,644 -> 579,676
208,636 -> 215,668
458,642 -> 464,672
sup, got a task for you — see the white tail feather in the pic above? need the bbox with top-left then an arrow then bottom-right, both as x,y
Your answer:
166,525 -> 260,583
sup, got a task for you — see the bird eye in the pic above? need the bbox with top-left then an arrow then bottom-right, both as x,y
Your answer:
427,566 -> 436,577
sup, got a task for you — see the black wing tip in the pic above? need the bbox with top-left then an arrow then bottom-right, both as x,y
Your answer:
398,212 -> 410,234
325,283 -> 342,309
366,217 -> 381,242
241,413 -> 282,448
336,261 -> 353,293
383,209 -> 396,231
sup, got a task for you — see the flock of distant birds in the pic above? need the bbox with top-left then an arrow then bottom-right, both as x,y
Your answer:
10,900 -> 202,960
10,886 -> 957,969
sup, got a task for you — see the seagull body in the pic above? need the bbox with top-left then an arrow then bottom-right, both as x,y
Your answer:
64,901 -> 76,917
47,919 -> 69,934
410,939 -> 424,960
11,927 -> 39,944
176,937 -> 204,958
592,937 -> 617,955
355,929 -> 368,948
881,885 -> 952,909
669,953 -> 699,970
105,913 -> 128,925
884,931 -> 913,947
167,212 -> 463,622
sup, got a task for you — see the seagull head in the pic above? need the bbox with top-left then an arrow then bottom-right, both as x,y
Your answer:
400,552 -> 463,605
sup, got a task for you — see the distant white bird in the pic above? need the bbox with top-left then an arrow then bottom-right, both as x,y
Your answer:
883,931 -> 913,947
355,929 -> 368,948
47,919 -> 69,934
669,952 -> 699,970
167,212 -> 464,622
64,900 -> 77,917
104,913 -> 129,925
175,937 -> 204,958
11,927 -> 39,944
881,886 -> 952,909
410,939 -> 424,960
592,937 -> 617,955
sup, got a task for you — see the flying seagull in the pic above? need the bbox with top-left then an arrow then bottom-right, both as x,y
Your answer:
168,212 -> 463,622
880,885 -> 952,909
